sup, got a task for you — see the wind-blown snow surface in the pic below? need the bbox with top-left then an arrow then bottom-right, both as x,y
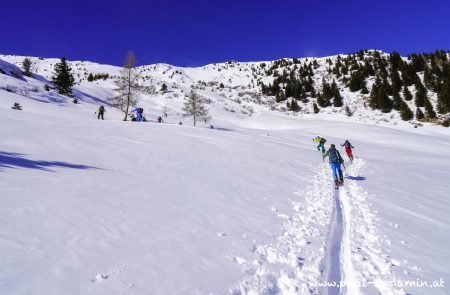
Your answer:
1,78 -> 450,293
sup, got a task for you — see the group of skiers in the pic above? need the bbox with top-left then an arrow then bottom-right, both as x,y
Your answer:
95,105 -> 165,123
314,136 -> 355,188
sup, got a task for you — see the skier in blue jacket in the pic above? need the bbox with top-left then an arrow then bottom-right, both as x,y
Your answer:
130,108 -> 145,122
323,144 -> 345,188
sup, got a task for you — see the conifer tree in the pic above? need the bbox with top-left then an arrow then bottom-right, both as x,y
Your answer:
87,73 -> 94,82
392,93 -> 402,111
403,86 -> 413,101
52,56 -> 75,96
161,83 -> 168,92
415,87 -> 427,107
349,72 -> 362,92
424,98 -> 436,119
22,58 -> 33,77
390,69 -> 402,95
378,85 -> 393,113
399,101 -> 414,121
290,99 -> 301,112
437,82 -> 450,113
332,81 -> 343,107
416,107 -> 425,120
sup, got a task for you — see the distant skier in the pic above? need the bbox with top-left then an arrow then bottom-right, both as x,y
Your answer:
96,105 -> 105,120
157,116 -> 163,123
323,144 -> 345,188
130,108 -> 145,122
341,140 -> 354,162
313,136 -> 327,154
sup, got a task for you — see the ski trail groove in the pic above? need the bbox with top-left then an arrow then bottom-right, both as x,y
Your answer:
322,187 -> 344,295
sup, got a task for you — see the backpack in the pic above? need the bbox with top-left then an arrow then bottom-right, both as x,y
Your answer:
328,148 -> 343,163
320,138 -> 327,144
99,106 -> 105,112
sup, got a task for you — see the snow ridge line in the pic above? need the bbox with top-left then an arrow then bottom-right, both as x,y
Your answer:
226,162 -> 335,294
339,159 -> 404,295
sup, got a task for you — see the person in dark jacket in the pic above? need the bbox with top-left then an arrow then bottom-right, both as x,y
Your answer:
341,140 -> 354,162
323,144 -> 345,187
96,105 -> 105,120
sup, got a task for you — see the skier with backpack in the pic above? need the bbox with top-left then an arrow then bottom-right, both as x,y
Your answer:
96,105 -> 105,120
323,144 -> 345,188
130,108 -> 145,122
313,136 -> 327,154
341,140 -> 355,162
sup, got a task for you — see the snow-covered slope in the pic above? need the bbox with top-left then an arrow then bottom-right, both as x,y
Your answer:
1,53 -> 449,295
1,51 -> 449,129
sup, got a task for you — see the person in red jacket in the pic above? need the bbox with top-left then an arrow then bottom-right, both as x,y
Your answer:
341,140 -> 354,162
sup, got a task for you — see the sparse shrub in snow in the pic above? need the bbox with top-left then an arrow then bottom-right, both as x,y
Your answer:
442,119 -> 450,127
313,102 -> 320,113
31,86 -> 39,92
11,102 -> 22,110
141,85 -> 156,95
416,107 -> 425,120
345,105 -> 353,116
44,84 -> 50,91
6,85 -> 18,93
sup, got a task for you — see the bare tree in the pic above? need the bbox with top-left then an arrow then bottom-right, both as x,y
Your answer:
115,51 -> 141,121
182,90 -> 210,126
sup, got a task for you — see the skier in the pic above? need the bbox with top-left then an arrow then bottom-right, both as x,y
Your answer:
313,136 -> 327,154
96,105 -> 105,120
341,140 -> 354,162
323,144 -> 345,188
130,108 -> 144,122
157,116 -> 163,123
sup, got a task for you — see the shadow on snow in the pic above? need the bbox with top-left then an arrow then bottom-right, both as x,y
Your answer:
345,175 -> 366,181
0,151 -> 100,172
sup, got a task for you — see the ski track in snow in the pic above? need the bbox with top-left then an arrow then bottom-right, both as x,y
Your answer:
322,184 -> 343,295
227,158 -> 406,295
339,159 -> 405,295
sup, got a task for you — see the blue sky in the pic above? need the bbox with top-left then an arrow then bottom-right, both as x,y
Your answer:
2,0 -> 449,66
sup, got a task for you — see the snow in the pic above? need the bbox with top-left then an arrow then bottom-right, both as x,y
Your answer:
1,53 -> 450,294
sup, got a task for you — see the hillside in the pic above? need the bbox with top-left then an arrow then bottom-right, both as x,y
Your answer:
1,51 -> 450,295
1,50 -> 450,128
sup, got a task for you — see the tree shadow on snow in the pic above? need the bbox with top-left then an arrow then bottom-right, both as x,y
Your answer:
0,151 -> 100,172
345,175 -> 366,181
212,127 -> 234,132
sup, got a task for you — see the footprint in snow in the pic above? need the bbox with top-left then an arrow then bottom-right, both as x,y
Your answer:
233,256 -> 247,265
91,273 -> 108,283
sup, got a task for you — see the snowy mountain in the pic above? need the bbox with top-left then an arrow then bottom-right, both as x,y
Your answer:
1,51 -> 450,295
1,50 -> 450,128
